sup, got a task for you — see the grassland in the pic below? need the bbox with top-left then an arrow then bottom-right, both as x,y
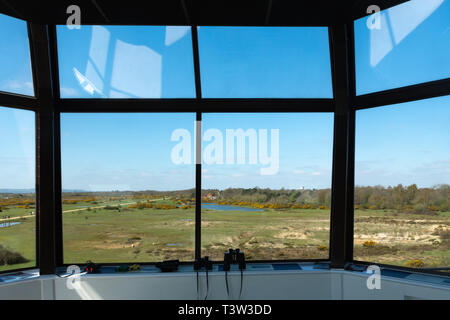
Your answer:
0,194 -> 449,272
354,209 -> 450,268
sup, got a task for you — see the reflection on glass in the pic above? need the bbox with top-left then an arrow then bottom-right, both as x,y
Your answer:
198,27 -> 333,98
57,26 -> 196,98
0,14 -> 34,96
201,113 -> 333,260
61,113 -> 196,263
0,107 -> 36,271
355,0 -> 450,95
354,96 -> 450,268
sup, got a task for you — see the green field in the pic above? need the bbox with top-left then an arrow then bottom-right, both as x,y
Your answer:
354,209 -> 450,268
1,197 -> 449,272
201,208 -> 330,261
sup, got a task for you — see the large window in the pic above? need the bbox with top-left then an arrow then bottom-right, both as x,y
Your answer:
57,26 -> 196,98
0,14 -> 34,96
61,113 -> 196,263
355,0 -> 450,95
0,107 -> 36,272
201,113 -> 333,260
2,6 -> 447,274
197,27 -> 333,98
354,96 -> 450,269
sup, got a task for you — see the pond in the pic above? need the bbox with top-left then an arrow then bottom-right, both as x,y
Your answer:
166,243 -> 184,247
201,203 -> 263,212
0,222 -> 21,228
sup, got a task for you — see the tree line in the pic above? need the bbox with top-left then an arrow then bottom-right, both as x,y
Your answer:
57,184 -> 449,212
201,184 -> 449,212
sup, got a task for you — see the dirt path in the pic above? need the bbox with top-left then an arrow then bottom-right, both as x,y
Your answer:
0,214 -> 35,222
62,198 -> 164,213
0,198 -> 166,222
62,202 -> 135,213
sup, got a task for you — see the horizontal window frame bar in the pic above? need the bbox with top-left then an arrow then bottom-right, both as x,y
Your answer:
0,91 -> 37,110
354,78 -> 450,110
56,98 -> 336,113
0,266 -> 38,275
0,0 -> 408,26
58,259 -> 330,268
351,0 -> 410,21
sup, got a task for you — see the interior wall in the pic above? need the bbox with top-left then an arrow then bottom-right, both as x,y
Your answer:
52,271 -> 338,300
0,271 -> 449,300
0,279 -> 41,300
342,273 -> 450,300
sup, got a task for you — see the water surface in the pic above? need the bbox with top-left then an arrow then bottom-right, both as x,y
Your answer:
201,203 -> 263,212
0,222 -> 21,228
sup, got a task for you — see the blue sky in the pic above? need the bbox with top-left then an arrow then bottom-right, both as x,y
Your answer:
355,0 -> 450,94
0,14 -> 33,95
201,113 -> 333,190
0,0 -> 449,191
56,25 -> 196,98
355,96 -> 450,187
197,26 -> 332,98
0,107 -> 35,189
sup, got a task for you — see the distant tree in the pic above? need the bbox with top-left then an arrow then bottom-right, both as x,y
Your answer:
318,190 -> 327,205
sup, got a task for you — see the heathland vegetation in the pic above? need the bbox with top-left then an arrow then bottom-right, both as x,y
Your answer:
203,184 -> 449,213
0,184 -> 448,271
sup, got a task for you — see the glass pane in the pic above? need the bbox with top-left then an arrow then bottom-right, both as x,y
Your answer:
354,96 -> 450,269
355,0 -> 450,95
0,107 -> 36,272
0,14 -> 34,96
198,27 -> 333,98
201,113 -> 333,260
61,113 -> 196,263
57,26 -> 196,98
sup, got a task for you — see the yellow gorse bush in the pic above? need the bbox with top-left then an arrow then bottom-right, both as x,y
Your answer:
363,240 -> 377,248
405,259 -> 425,268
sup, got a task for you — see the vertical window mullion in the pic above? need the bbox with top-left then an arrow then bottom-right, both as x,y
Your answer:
191,26 -> 203,261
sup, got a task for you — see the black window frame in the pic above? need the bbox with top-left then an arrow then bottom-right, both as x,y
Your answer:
0,1 -> 448,276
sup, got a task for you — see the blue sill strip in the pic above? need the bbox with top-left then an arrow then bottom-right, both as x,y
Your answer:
216,263 -> 303,272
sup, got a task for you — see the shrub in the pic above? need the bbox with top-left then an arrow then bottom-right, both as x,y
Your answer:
104,205 -> 119,210
405,259 -> 425,268
318,245 -> 328,251
439,230 -> 450,240
62,200 -> 78,205
363,240 -> 377,248
412,204 -> 438,216
0,246 -> 28,265
413,203 -> 426,214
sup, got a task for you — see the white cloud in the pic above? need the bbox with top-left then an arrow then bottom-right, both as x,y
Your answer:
1,80 -> 33,95
60,87 -> 79,97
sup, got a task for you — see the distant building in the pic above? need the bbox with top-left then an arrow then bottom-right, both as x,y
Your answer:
204,193 -> 216,200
